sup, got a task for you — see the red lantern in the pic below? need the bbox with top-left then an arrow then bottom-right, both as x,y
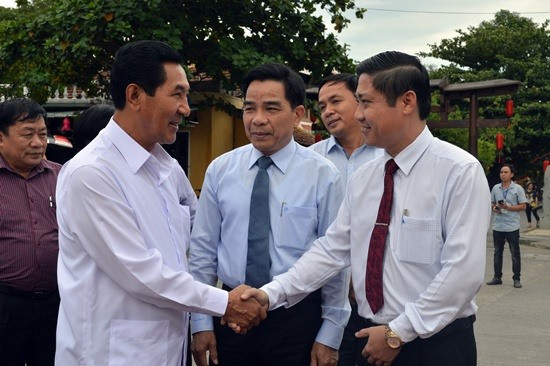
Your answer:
61,117 -> 72,133
543,159 -> 550,173
309,112 -> 317,123
314,133 -> 322,143
496,133 -> 504,151
505,99 -> 514,118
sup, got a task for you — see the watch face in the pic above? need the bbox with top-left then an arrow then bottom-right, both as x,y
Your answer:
387,337 -> 401,349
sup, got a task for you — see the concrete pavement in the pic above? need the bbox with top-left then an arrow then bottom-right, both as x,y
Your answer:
190,211 -> 550,366
476,211 -> 550,365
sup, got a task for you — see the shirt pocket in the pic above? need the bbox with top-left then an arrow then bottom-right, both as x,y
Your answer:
397,217 -> 438,265
109,319 -> 169,366
276,205 -> 317,252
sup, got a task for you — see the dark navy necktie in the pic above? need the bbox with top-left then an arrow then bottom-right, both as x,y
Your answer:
246,156 -> 274,288
365,159 -> 399,314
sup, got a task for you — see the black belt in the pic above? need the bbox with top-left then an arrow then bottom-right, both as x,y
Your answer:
222,284 -> 234,291
433,315 -> 476,339
0,283 -> 57,299
364,315 -> 476,340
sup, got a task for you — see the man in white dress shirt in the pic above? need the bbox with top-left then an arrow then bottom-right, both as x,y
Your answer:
55,40 -> 264,366
309,73 -> 383,366
241,51 -> 491,366
189,63 -> 348,366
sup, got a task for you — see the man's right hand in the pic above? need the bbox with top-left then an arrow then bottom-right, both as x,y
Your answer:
222,284 -> 267,334
191,331 -> 218,366
240,287 -> 269,309
223,287 -> 270,333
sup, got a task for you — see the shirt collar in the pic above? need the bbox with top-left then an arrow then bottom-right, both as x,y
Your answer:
392,125 -> 432,176
147,145 -> 176,184
326,135 -> 372,155
104,119 -> 174,183
325,136 -> 341,153
248,138 -> 296,174
0,153 -> 50,178
498,181 -> 516,190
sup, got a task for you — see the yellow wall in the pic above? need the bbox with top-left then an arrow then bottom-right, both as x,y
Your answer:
211,108 -> 234,159
187,93 -> 247,196
234,117 -> 248,147
187,109 -> 212,195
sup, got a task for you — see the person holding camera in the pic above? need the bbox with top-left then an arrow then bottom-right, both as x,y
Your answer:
488,164 -> 527,288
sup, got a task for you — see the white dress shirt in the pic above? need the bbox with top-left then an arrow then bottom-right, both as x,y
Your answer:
190,139 -> 350,349
55,120 -> 228,366
262,127 -> 491,343
309,135 -> 384,184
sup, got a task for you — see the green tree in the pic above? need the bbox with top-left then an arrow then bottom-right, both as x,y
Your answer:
0,0 -> 365,103
420,10 -> 550,180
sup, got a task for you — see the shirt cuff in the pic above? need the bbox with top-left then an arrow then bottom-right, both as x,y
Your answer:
190,313 -> 214,334
315,320 -> 345,350
388,313 -> 417,343
260,281 -> 287,311
203,284 -> 228,316
190,285 -> 227,334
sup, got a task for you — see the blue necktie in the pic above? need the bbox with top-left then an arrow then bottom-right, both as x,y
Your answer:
246,156 -> 273,288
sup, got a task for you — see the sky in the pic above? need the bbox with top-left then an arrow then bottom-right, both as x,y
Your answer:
334,0 -> 550,67
1,0 -> 549,68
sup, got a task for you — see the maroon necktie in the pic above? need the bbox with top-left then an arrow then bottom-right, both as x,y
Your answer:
365,159 -> 399,314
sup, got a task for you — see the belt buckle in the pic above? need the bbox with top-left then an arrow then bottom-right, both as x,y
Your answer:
32,290 -> 49,298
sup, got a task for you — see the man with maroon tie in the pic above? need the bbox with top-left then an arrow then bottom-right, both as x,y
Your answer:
241,51 -> 491,366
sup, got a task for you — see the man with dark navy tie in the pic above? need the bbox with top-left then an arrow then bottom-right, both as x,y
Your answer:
190,63 -> 348,366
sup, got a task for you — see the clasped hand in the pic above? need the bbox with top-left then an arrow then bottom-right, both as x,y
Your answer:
221,285 -> 269,334
356,325 -> 400,366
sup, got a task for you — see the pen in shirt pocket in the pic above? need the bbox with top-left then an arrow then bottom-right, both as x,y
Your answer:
402,209 -> 409,223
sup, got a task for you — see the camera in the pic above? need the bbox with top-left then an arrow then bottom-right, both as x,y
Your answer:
497,200 -> 508,213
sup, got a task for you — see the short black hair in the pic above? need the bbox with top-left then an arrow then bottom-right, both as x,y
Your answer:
242,63 -> 305,109
356,51 -> 431,120
318,73 -> 358,95
0,98 -> 47,134
501,163 -> 515,174
72,104 -> 115,151
110,40 -> 184,109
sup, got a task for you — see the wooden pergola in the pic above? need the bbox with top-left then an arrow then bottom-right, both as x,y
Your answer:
427,78 -> 521,157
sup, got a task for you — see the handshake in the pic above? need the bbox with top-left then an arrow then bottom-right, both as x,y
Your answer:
222,284 -> 270,334
192,285 -> 269,365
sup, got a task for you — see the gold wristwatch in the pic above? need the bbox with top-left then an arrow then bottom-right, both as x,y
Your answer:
384,326 -> 404,349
